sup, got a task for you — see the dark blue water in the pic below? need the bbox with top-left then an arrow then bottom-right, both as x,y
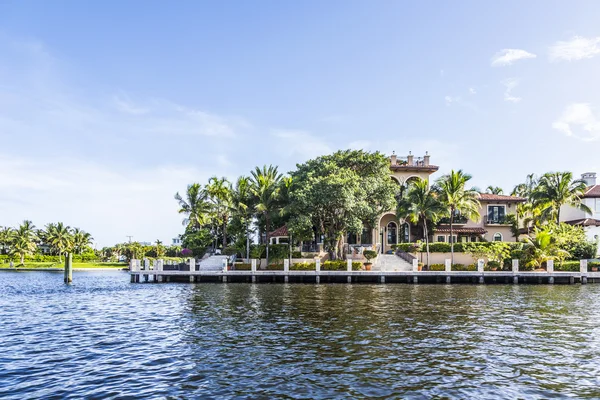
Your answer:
1,271 -> 600,399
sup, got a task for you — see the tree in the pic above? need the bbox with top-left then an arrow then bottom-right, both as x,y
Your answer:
11,220 -> 38,265
532,171 -> 591,224
72,228 -> 94,255
45,222 -> 74,262
397,179 -> 445,267
435,170 -> 481,264
289,150 -> 396,260
0,226 -> 14,255
175,183 -> 212,230
523,229 -> 569,268
230,176 -> 253,260
486,186 -> 504,195
250,165 -> 283,267
206,176 -> 233,249
154,240 -> 165,258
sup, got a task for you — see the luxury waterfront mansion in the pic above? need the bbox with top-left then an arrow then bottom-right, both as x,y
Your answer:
268,152 -> 600,255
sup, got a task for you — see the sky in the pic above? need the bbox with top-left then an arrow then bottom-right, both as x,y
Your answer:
1,0 -> 600,247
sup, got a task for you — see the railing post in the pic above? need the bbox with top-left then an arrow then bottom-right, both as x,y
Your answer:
251,259 -> 257,283
477,259 -> 484,284
156,259 -> 163,282
284,259 -> 289,272
315,259 -> 320,284
143,258 -> 150,282
547,259 -> 554,284
512,259 -> 519,284
347,259 -> 352,272
444,259 -> 451,272
581,260 -> 588,284
412,259 -> 418,272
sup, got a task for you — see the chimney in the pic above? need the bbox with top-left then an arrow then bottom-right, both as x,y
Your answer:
390,151 -> 397,166
582,172 -> 597,187
407,151 -> 414,166
424,151 -> 430,167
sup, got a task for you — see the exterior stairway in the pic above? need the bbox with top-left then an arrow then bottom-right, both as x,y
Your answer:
374,254 -> 413,271
198,255 -> 228,271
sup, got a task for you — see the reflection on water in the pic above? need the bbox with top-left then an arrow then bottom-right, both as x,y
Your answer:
1,271 -> 600,398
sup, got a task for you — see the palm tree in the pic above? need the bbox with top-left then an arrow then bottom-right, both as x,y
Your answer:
175,183 -> 212,229
207,176 -> 233,249
250,165 -> 283,267
435,170 -> 481,264
532,171 -> 591,224
45,222 -> 74,263
0,226 -> 14,255
11,220 -> 38,265
486,186 -> 504,195
231,176 -> 253,260
523,230 -> 569,269
155,240 -> 165,258
397,179 -> 445,267
72,228 -> 94,254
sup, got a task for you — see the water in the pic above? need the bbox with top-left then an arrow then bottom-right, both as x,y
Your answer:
1,271 -> 600,399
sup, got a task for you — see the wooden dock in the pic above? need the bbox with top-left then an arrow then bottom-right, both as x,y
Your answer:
130,269 -> 600,285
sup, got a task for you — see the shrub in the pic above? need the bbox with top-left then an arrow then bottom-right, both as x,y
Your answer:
290,262 -> 316,271
223,246 -> 238,256
363,250 -> 377,263
429,264 -> 445,271
488,261 -> 500,268
292,251 -> 302,258
234,263 -> 251,270
556,261 -> 579,272
452,264 -> 476,271
321,260 -> 362,271
393,243 -> 422,253
266,264 -> 284,271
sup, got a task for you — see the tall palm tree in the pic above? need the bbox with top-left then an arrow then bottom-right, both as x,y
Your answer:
250,165 -> 283,267
435,170 -> 481,264
511,174 -> 538,234
0,226 -> 14,255
175,183 -> 212,229
155,239 -> 164,258
486,186 -> 504,195
72,228 -> 94,255
45,222 -> 74,263
11,220 -> 38,265
532,171 -> 591,224
231,176 -> 253,260
207,176 -> 233,249
397,179 -> 445,267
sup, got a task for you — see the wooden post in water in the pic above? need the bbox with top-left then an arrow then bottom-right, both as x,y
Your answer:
64,252 -> 73,284
512,259 -> 519,284
130,259 -> 135,283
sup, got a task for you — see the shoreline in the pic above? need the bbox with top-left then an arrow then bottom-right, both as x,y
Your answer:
0,268 -> 128,272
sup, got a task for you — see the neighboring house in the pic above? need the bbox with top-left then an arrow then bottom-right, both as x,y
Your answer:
432,193 -> 525,244
560,172 -> 600,255
172,237 -> 182,246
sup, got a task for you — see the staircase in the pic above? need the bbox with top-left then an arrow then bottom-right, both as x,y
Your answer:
374,254 -> 413,271
198,255 -> 228,271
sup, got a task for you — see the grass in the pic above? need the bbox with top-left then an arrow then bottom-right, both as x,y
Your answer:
1,262 -> 127,269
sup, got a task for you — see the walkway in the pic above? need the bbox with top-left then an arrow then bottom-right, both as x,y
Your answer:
375,254 -> 413,271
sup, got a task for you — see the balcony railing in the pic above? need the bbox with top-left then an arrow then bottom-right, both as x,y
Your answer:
438,215 -> 469,225
484,216 -> 509,225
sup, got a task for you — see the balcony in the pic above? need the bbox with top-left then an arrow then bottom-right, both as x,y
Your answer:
438,215 -> 469,225
484,216 -> 509,225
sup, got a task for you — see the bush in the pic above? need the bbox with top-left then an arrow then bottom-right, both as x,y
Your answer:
290,262 -> 316,271
292,251 -> 302,258
266,264 -> 284,271
556,261 -> 579,271
363,250 -> 377,263
429,264 -> 445,271
452,264 -> 476,271
322,260 -> 362,271
234,263 -> 251,270
393,243 -> 422,253
223,246 -> 238,256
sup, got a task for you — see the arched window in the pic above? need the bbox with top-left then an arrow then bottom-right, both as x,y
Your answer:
387,222 -> 397,244
493,232 -> 503,242
400,222 -> 410,243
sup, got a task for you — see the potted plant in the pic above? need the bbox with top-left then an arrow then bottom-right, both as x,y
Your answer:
488,261 -> 500,271
363,250 -> 377,271
418,262 -> 423,271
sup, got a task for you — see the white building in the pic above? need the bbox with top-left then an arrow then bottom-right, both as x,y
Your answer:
560,172 -> 600,256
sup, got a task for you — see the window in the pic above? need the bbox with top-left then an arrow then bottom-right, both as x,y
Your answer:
493,233 -> 503,242
487,206 -> 506,224
470,236 -> 478,242
400,223 -> 410,243
449,235 -> 457,243
360,228 -> 371,244
387,222 -> 397,244
437,235 -> 446,243
347,232 -> 357,245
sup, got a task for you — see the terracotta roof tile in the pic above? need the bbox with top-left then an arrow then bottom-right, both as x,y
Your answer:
564,218 -> 600,227
478,193 -> 526,202
584,185 -> 600,198
434,227 -> 487,234
269,225 -> 289,237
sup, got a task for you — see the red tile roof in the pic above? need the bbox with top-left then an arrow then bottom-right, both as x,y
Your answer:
434,227 -> 487,234
478,193 -> 526,202
564,218 -> 600,227
584,185 -> 600,198
269,225 -> 289,237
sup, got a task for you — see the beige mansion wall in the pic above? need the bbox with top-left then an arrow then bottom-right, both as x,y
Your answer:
414,252 -> 476,266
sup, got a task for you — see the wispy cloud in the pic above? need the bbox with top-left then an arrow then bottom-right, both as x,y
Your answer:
271,129 -> 332,160
491,49 -> 537,67
549,36 -> 600,61
445,95 -> 461,106
552,103 -> 600,141
469,87 -> 476,95
502,78 -> 521,103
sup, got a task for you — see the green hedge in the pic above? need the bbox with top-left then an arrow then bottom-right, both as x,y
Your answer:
234,263 -> 251,271
427,263 -> 476,271
290,262 -> 316,271
0,254 -> 99,263
322,261 -> 362,271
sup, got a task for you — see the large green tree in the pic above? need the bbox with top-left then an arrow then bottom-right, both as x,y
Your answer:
289,150 -> 396,260
11,220 -> 38,265
206,176 -> 233,248
230,176 -> 254,260
44,222 -> 74,262
72,228 -> 94,255
397,179 -> 445,267
0,226 -> 13,255
435,170 -> 480,264
175,183 -> 212,230
532,171 -> 591,224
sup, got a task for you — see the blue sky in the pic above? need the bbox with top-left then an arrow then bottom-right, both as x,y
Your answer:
1,1 -> 600,246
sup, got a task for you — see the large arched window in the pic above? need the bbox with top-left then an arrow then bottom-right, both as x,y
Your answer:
400,222 -> 410,243
387,222 -> 397,245
493,232 -> 503,242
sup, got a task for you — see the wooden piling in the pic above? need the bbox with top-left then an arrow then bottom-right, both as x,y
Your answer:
64,253 -> 73,284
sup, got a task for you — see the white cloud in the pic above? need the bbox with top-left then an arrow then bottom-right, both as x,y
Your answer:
549,36 -> 600,61
502,78 -> 521,103
445,95 -> 461,106
552,103 -> 600,141
113,94 -> 149,115
491,49 -> 537,67
271,129 -> 332,161
469,87 -> 476,95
